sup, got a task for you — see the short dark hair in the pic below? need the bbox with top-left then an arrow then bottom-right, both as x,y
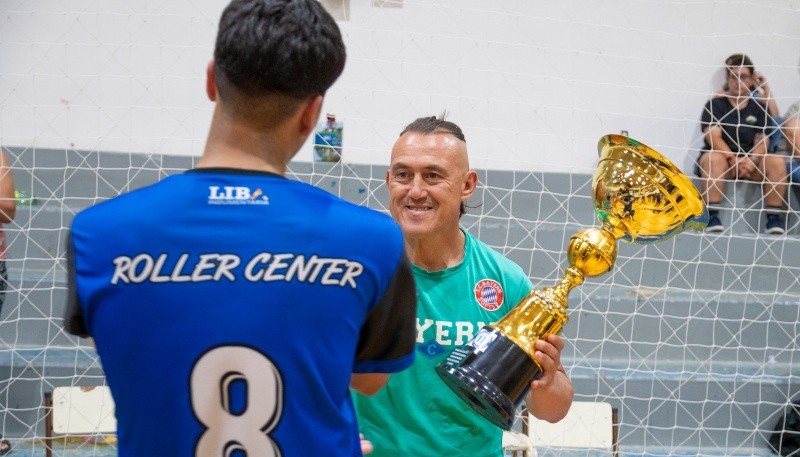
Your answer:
399,115 -> 466,143
213,0 -> 346,100
723,53 -> 755,91
399,114 -> 472,217
725,53 -> 755,72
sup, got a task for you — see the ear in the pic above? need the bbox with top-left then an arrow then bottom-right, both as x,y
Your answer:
206,60 -> 217,101
299,95 -> 324,137
462,170 -> 478,201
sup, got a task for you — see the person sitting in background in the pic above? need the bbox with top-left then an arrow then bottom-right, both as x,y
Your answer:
783,102 -> 800,187
750,67 -> 782,153
696,53 -> 788,235
0,148 -> 15,455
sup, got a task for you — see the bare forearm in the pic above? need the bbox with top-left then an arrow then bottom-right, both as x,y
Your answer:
705,127 -> 733,153
523,334 -> 574,423
350,373 -> 389,396
756,84 -> 779,117
525,369 -> 574,423
784,118 -> 800,157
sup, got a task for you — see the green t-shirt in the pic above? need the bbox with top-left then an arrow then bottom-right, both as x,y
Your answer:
353,230 -> 533,457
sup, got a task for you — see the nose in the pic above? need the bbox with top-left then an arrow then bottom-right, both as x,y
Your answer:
407,175 -> 427,199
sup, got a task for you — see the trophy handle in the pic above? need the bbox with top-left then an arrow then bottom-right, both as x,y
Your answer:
492,266 -> 583,360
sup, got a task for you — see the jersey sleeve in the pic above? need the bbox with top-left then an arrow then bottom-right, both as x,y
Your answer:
63,230 -> 90,338
352,252 -> 417,374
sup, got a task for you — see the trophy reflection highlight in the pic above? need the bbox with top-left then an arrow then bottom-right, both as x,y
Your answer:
435,134 -> 709,430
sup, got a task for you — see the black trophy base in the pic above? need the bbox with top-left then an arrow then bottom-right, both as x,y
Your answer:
435,327 -> 543,430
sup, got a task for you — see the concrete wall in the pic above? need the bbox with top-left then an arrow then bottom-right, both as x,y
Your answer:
2,1 -> 800,175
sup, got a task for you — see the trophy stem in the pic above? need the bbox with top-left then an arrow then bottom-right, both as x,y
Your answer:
494,267 -> 583,360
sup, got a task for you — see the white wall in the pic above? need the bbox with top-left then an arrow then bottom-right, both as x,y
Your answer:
1,0 -> 799,175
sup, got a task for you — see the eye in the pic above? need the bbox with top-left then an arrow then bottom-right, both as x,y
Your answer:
393,170 -> 410,181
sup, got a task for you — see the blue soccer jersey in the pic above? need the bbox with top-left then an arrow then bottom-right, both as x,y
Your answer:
65,168 -> 417,457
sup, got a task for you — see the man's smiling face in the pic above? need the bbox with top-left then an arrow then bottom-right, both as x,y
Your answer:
386,131 -> 473,241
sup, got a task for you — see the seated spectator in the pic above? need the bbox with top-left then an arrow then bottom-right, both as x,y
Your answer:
696,53 -> 788,234
752,68 -> 783,153
783,102 -> 800,186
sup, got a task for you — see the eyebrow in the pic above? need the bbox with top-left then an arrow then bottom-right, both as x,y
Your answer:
390,162 -> 449,174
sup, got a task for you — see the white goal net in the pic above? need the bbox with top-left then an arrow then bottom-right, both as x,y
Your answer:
1,1 -> 799,456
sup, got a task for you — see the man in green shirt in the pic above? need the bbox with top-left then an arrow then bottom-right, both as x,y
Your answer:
353,115 -> 574,456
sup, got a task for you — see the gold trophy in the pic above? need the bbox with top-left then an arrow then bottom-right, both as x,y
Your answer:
435,134 -> 709,430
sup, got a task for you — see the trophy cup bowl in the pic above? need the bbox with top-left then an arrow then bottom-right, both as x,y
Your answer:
435,134 -> 709,430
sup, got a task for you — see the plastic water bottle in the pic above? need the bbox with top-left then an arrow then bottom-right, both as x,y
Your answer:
313,114 -> 343,163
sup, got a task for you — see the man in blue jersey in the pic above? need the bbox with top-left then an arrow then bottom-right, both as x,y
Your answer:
353,116 -> 574,456
64,1 -> 417,456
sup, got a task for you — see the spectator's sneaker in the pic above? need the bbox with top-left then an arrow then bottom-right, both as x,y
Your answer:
765,214 -> 785,235
705,215 -> 724,233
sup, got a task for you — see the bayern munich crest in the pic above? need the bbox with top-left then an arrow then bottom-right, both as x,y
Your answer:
474,279 -> 504,311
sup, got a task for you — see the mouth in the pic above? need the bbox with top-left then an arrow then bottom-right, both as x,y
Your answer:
404,204 -> 433,214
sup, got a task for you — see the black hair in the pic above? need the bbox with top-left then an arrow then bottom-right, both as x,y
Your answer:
213,0 -> 346,100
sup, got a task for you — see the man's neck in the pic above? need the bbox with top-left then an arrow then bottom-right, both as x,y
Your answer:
406,228 -> 466,272
196,108 -> 294,174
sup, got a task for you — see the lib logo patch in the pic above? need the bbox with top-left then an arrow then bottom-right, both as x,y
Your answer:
418,340 -> 446,359
474,279 -> 504,311
208,186 -> 269,205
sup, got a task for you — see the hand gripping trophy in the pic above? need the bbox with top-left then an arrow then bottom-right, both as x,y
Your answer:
435,134 -> 709,430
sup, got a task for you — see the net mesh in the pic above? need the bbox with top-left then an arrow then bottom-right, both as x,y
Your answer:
1,1 -> 799,456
